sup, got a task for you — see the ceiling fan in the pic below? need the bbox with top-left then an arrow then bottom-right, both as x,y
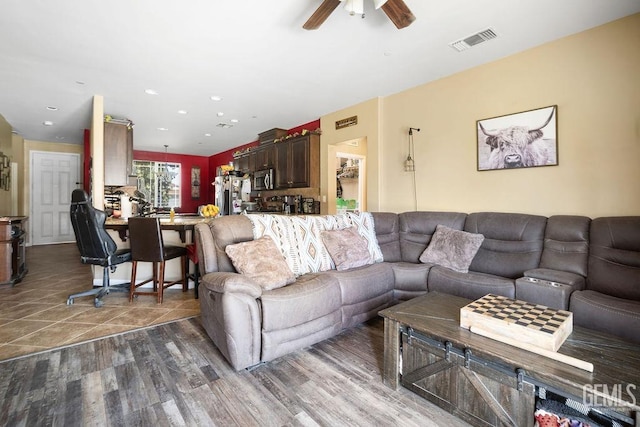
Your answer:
303,0 -> 416,30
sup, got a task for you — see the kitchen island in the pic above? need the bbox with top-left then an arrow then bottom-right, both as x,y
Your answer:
95,215 -> 216,291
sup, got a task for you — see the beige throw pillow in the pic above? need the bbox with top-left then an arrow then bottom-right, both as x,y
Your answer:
321,227 -> 372,271
225,236 -> 295,290
419,224 -> 484,273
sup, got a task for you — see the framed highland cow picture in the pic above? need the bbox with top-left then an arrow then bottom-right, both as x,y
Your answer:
476,105 -> 558,171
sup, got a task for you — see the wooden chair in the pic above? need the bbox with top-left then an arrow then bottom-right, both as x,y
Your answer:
128,217 -> 188,303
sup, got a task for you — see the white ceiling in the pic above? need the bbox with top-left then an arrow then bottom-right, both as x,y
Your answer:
1,1 -> 639,157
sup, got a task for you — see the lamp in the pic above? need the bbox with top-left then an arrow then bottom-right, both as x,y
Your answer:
404,127 -> 420,172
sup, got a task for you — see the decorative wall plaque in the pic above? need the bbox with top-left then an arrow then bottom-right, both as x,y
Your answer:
335,115 -> 358,130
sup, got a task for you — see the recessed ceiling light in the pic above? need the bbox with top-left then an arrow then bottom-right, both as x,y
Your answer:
210,96 -> 223,101
204,133 -> 212,137
177,110 -> 188,115
46,106 -> 58,111
43,121 -> 54,126
217,112 -> 224,117
145,89 -> 159,95
231,119 -> 239,123
157,127 -> 168,131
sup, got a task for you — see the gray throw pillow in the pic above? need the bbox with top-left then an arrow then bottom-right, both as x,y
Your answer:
419,224 -> 484,273
321,227 -> 372,271
225,236 -> 295,290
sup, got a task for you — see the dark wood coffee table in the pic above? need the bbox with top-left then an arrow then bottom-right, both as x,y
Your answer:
379,292 -> 640,427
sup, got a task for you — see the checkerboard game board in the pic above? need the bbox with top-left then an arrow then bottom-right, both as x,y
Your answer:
460,294 -> 573,351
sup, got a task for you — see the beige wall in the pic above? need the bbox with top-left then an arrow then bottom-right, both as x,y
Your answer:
324,13 -> 640,218
320,97 -> 382,213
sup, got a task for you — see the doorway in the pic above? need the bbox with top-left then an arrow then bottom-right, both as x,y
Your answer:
30,151 -> 81,245
336,154 -> 365,213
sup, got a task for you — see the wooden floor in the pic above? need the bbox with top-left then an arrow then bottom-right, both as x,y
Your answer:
0,243 -> 200,361
0,315 -> 470,427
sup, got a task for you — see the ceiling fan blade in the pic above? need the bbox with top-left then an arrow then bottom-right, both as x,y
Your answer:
303,0 -> 342,30
380,0 -> 416,29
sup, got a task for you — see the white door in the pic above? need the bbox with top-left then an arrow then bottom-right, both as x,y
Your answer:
31,151 -> 81,245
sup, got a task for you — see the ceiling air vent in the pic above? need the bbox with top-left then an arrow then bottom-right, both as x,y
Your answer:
449,27 -> 498,52
216,123 -> 233,129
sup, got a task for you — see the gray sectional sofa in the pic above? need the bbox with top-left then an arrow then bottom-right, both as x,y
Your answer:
194,211 -> 640,370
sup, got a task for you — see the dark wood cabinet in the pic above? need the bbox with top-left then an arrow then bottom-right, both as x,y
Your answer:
253,144 -> 275,170
234,153 -> 251,173
274,133 -> 319,189
0,216 -> 28,286
104,122 -> 133,186
232,132 -> 319,190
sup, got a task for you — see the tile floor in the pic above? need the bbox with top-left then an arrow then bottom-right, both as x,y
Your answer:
0,242 -> 200,361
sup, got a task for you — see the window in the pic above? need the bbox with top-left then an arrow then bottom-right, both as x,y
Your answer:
133,160 -> 181,208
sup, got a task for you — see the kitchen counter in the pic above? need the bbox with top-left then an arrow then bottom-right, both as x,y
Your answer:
105,215 -> 215,243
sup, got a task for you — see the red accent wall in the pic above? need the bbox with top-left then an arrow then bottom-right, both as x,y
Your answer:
134,150 -> 210,214
84,119 -> 321,213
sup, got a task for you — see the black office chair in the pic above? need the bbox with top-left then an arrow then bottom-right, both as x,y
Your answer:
128,217 -> 188,304
67,189 -> 131,308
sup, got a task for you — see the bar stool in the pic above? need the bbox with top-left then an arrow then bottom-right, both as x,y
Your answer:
128,217 -> 188,304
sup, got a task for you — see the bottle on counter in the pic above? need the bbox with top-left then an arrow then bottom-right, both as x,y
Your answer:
169,207 -> 175,221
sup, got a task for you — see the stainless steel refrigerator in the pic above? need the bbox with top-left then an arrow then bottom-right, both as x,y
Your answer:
214,175 -> 244,215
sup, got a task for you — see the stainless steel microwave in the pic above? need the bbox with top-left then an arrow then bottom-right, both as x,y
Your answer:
253,169 -> 274,191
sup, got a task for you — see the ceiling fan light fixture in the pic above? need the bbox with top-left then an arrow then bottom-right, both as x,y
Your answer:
344,0 -> 364,16
373,0 -> 388,9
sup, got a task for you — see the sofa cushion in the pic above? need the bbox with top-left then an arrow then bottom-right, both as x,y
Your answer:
419,224 -> 484,273
538,215 -> 590,277
260,273 -> 343,361
464,212 -> 546,279
570,290 -> 640,344
371,212 -> 401,262
261,274 -> 342,332
399,211 -> 467,263
225,236 -> 295,290
428,266 -> 515,300
326,262 -> 394,328
391,262 -> 430,301
587,217 -> 640,300
321,227 -> 372,271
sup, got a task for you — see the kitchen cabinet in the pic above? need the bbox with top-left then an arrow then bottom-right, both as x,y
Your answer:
0,216 -> 27,286
253,144 -> 275,170
274,133 -> 319,189
104,121 -> 133,186
234,152 -> 252,173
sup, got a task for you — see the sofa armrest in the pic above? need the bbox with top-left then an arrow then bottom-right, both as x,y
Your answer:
524,268 -> 585,290
194,222 -> 218,275
200,272 -> 262,298
199,272 -> 263,370
515,274 -> 583,311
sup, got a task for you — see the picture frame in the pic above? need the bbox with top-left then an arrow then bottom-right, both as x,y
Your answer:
477,105 -> 558,171
191,166 -> 201,199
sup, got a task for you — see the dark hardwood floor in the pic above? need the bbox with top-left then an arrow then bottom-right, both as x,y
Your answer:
0,316 -> 471,426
